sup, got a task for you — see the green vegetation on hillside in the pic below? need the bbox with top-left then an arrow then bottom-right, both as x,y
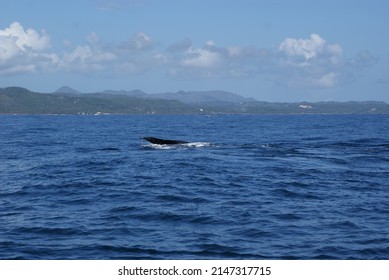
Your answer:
1,87 -> 388,115
0,87 -> 196,114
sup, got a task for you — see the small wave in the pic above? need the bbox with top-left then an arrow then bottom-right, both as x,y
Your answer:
189,216 -> 219,225
196,243 -> 261,258
15,226 -> 88,236
273,213 -> 302,221
328,220 -> 359,230
156,194 -> 209,203
76,147 -> 121,153
136,212 -> 188,222
99,147 -> 121,152
228,228 -> 276,239
108,206 -> 138,213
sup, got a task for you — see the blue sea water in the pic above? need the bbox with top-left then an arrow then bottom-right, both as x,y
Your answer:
0,114 -> 388,260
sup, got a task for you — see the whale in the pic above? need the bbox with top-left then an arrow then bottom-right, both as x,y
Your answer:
143,137 -> 189,145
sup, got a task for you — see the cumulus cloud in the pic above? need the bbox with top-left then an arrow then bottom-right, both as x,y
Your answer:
0,22 -> 56,75
275,34 -> 350,88
167,35 -> 346,85
279,33 -> 343,67
132,32 -> 153,50
0,22 -> 50,63
0,22 -> 378,91
166,40 -> 268,79
0,22 -> 50,52
0,36 -> 20,62
182,47 -> 222,68
167,38 -> 192,52
119,32 -> 153,51
61,44 -> 116,72
165,40 -> 223,78
279,33 -> 325,60
0,22 -> 158,75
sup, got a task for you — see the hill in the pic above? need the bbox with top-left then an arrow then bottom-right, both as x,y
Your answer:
1,86 -> 389,114
53,87 -> 253,104
150,90 -> 253,104
55,86 -> 81,95
0,87 -> 195,114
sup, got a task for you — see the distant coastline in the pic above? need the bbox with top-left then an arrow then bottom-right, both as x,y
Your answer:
1,86 -> 389,115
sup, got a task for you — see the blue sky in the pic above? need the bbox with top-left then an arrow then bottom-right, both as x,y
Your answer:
1,0 -> 388,101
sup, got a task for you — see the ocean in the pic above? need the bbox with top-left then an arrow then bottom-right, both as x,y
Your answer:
0,114 -> 388,259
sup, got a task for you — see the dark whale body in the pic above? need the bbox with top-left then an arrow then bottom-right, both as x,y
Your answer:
143,137 -> 189,145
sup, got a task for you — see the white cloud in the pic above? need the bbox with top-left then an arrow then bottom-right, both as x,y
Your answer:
167,38 -> 192,52
0,22 -> 50,63
60,31 -> 163,75
168,40 -> 268,79
153,53 -> 167,63
64,45 -> 93,63
119,32 -> 153,51
132,32 -> 153,50
0,64 -> 36,76
182,47 -> 222,68
0,22 -> 50,51
279,34 -> 344,68
279,33 -> 325,60
0,36 -> 20,62
205,40 -> 216,47
166,35 -> 347,86
0,22 -> 55,74
227,46 -> 242,57
61,44 -> 116,72
275,34 -> 351,89
0,22 -> 377,93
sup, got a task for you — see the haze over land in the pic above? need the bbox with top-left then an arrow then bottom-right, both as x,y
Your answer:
1,0 -> 388,102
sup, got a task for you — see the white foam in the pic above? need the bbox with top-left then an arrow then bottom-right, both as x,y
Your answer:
184,142 -> 211,148
148,144 -> 173,150
144,142 -> 211,150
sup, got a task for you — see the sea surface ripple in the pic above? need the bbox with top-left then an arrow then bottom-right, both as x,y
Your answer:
0,114 -> 388,259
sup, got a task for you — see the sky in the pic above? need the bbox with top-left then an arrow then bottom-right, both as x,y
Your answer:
1,0 -> 388,102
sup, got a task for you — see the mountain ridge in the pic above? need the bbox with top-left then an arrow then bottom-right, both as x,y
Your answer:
53,86 -> 254,105
1,86 -> 388,114
55,86 -> 81,95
